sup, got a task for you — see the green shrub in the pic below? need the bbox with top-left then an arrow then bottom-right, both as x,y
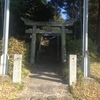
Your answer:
66,36 -> 99,62
59,36 -> 99,81
0,37 -> 31,78
8,37 -> 31,77
66,36 -> 82,61
0,37 -> 31,99
88,38 -> 99,61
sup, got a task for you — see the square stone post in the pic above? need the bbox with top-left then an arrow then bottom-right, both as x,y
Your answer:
13,54 -> 22,83
69,54 -> 77,85
61,24 -> 66,62
30,25 -> 36,64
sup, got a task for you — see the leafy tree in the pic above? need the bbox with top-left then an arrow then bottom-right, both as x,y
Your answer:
0,0 -> 59,37
50,0 -> 81,19
0,0 -> 99,44
96,0 -> 100,53
49,0 -> 83,39
24,0 -> 55,21
88,0 -> 98,40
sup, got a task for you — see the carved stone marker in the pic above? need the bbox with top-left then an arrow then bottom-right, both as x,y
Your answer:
13,54 -> 22,83
69,54 -> 77,85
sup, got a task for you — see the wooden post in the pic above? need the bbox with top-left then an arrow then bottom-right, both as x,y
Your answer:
30,25 -> 36,64
61,24 -> 66,62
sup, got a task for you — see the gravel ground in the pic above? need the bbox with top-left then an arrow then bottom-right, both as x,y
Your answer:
17,37 -> 75,100
17,61 -> 75,100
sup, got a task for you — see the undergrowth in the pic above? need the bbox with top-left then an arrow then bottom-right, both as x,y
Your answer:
55,36 -> 100,100
64,36 -> 100,100
0,36 -> 100,100
0,37 -> 31,99
8,37 -> 31,78
70,64 -> 100,100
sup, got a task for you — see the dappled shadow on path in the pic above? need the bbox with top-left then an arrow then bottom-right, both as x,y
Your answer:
29,62 -> 67,85
17,37 -> 75,100
30,36 -> 67,85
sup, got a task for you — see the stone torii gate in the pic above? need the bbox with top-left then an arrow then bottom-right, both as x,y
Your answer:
21,17 -> 76,64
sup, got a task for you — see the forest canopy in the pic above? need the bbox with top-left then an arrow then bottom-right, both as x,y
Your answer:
0,0 -> 100,52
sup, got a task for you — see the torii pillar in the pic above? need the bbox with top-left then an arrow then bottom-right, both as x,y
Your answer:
30,25 -> 36,64
61,24 -> 66,63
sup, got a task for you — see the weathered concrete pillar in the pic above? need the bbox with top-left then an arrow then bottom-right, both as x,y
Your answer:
57,34 -> 60,60
61,24 -> 66,62
69,54 -> 77,85
13,54 -> 22,83
30,25 -> 36,64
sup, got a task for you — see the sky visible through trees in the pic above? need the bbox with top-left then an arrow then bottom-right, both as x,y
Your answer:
61,8 -> 67,19
0,0 -> 99,44
46,0 -> 66,20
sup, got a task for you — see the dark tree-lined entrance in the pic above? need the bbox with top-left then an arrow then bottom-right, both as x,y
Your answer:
21,17 -> 76,64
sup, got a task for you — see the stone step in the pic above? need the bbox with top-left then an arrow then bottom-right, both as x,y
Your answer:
26,84 -> 68,93
18,90 -> 68,99
18,93 -> 73,100
17,84 -> 72,100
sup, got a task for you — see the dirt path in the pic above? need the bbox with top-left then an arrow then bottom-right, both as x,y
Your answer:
17,62 -> 75,100
17,37 -> 75,100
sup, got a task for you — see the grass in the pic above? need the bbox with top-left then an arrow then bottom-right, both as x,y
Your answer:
8,37 -> 31,78
0,37 -> 31,100
0,37 -> 100,100
0,78 -> 24,100
70,61 -> 100,100
58,54 -> 100,100
64,37 -> 100,100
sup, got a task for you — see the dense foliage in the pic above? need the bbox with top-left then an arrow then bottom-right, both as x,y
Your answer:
0,0 -> 100,45
8,37 -> 31,77
0,1 -> 100,99
49,0 -> 100,54
0,37 -> 31,99
0,37 -> 31,78
0,0 -> 63,37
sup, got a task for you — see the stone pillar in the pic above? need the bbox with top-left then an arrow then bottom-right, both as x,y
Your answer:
57,34 -> 59,60
61,24 -> 66,62
30,25 -> 36,64
69,54 -> 77,85
13,54 -> 22,83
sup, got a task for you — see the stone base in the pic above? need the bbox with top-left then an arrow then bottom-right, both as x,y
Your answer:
0,75 -> 9,82
82,77 -> 95,84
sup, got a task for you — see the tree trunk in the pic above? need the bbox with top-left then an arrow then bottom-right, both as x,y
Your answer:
96,0 -> 100,54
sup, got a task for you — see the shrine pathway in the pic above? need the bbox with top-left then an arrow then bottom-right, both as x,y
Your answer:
17,55 -> 74,100
17,36 -> 75,100
17,61 -> 75,100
